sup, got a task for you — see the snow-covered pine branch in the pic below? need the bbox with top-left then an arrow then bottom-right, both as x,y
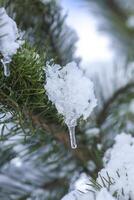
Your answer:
0,7 -> 23,76
44,61 -> 97,149
62,133 -> 134,200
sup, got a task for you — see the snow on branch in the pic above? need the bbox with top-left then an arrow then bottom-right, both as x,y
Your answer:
44,61 -> 97,148
0,7 -> 23,76
62,133 -> 134,200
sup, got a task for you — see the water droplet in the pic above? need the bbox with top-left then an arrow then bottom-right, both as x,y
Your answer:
68,126 -> 77,149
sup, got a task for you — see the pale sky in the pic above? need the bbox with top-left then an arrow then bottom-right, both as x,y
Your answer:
61,0 -> 114,65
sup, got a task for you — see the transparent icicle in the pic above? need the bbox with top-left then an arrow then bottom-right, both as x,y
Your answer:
1,59 -> 10,77
68,126 -> 77,149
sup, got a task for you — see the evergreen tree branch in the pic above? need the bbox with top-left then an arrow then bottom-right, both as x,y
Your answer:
97,82 -> 134,126
0,44 -> 102,175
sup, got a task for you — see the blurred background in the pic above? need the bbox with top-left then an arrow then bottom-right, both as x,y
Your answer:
62,0 -> 113,62
0,0 -> 134,199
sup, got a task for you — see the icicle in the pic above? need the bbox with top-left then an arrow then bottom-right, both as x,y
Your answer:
1,59 -> 10,77
68,126 -> 77,149
3,63 -> 10,77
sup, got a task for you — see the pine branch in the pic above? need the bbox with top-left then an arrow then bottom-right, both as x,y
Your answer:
0,44 -> 102,175
97,82 -> 134,126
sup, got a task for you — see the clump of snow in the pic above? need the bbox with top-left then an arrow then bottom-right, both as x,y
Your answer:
62,191 -> 94,200
62,182 -> 114,200
0,7 -> 23,76
45,61 -> 97,127
61,173 -> 95,200
97,133 -> 134,200
96,188 -> 115,200
45,61 -> 97,148
74,173 -> 90,193
62,133 -> 134,200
